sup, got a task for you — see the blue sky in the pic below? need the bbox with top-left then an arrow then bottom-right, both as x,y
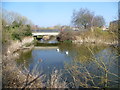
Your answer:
2,2 -> 118,27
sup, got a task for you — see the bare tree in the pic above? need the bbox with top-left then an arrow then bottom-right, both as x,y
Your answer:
72,8 -> 94,30
92,15 -> 105,28
71,8 -> 105,30
2,8 -> 33,25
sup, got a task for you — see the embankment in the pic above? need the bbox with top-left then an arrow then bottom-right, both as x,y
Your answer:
2,37 -> 44,88
73,36 -> 118,45
57,30 -> 118,45
73,30 -> 118,45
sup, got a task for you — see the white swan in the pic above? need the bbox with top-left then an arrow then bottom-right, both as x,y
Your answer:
56,49 -> 60,52
65,51 -> 69,55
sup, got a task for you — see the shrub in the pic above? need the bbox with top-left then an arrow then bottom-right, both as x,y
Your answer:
57,30 -> 78,42
12,32 -> 21,41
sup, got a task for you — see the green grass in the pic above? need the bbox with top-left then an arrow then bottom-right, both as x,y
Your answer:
79,28 -> 117,42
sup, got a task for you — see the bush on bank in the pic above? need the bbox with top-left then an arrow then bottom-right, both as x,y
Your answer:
2,9 -> 33,46
57,28 -> 117,43
2,19 -> 32,45
57,30 -> 79,42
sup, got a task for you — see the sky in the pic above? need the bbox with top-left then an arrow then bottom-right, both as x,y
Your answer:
2,2 -> 118,27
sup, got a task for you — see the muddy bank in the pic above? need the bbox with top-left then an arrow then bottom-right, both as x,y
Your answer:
2,37 -> 44,88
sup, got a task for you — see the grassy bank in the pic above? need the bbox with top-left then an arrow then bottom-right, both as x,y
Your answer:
57,28 -> 118,45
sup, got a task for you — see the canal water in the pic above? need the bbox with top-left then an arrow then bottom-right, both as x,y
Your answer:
16,40 -> 119,88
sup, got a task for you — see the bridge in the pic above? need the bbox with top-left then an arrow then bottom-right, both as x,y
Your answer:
32,29 -> 60,36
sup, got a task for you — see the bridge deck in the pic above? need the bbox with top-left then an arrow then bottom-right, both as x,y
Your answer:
32,29 -> 60,32
32,29 -> 60,36
32,32 -> 59,36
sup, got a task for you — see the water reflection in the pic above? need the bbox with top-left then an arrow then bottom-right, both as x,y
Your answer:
40,39 -> 58,43
64,46 -> 119,88
16,49 -> 33,68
